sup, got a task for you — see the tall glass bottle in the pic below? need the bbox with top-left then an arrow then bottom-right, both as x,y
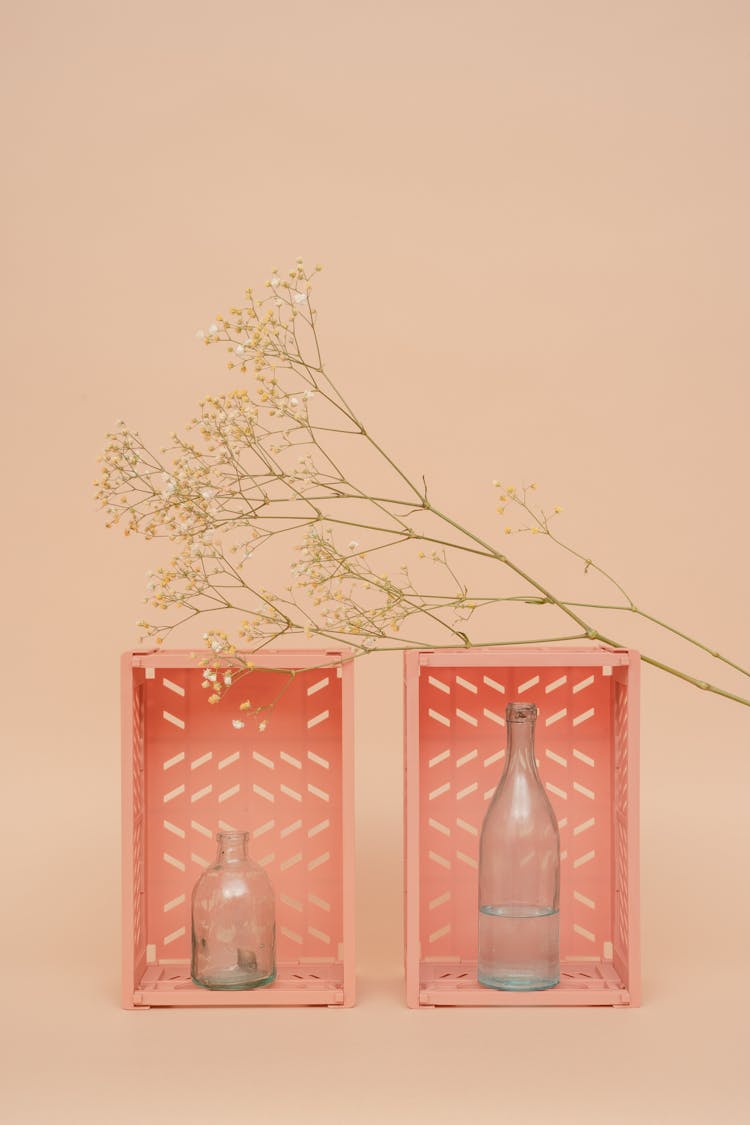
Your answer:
191,830 -> 276,990
478,701 -> 560,990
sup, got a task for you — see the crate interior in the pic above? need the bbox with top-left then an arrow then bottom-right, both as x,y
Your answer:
416,659 -> 632,1002
129,660 -> 346,1001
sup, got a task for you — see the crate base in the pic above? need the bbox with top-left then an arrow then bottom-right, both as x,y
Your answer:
417,959 -> 630,1007
133,961 -> 346,1007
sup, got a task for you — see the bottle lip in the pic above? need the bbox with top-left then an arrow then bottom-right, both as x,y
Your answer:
216,830 -> 249,843
505,701 -> 538,722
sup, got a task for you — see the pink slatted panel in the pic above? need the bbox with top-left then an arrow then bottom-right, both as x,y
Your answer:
143,667 -> 344,966
613,675 -> 631,983
132,683 -> 146,966
418,664 -> 614,963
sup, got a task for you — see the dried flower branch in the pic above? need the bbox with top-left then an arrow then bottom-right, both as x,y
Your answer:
95,260 -> 749,716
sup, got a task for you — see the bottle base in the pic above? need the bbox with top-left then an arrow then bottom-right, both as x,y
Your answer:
478,973 -> 559,992
191,966 -> 277,991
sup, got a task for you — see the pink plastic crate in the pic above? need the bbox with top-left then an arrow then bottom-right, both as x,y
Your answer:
404,646 -> 640,1007
122,648 -> 355,1007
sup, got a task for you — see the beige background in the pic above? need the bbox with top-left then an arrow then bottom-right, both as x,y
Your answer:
2,1 -> 749,1121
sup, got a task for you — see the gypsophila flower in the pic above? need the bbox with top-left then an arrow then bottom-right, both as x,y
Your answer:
94,257 -> 750,725
232,719 -> 245,729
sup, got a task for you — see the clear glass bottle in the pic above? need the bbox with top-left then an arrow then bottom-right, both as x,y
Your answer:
478,701 -> 560,990
191,830 -> 276,990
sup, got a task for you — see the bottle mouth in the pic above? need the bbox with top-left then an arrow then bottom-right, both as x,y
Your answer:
216,830 -> 249,844
506,702 -> 538,722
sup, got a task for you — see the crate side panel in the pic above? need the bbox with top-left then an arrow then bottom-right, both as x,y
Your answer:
418,664 -> 613,964
133,681 -> 147,978
338,661 -> 356,1005
122,657 -> 148,1005
144,667 -> 344,966
613,675 -> 631,988
404,652 -> 423,1005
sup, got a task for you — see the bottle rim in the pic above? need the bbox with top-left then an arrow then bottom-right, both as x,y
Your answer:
505,701 -> 538,722
216,829 -> 250,843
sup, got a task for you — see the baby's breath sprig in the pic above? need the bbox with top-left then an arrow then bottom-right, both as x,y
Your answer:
95,260 -> 750,716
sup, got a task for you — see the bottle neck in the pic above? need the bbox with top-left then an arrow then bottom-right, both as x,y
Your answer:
216,831 -> 249,864
506,717 -> 537,770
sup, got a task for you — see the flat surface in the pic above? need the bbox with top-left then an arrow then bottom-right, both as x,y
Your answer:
3,1 -> 750,1121
419,959 -> 627,1006
136,963 -> 345,1006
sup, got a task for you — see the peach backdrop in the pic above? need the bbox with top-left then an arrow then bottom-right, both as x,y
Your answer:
2,1 -> 749,1121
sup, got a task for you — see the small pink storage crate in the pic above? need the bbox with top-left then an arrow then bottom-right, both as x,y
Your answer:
404,646 -> 640,1007
122,648 -> 355,1007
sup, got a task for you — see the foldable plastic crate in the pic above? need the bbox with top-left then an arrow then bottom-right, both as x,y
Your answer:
122,648 -> 354,1007
404,645 -> 640,1007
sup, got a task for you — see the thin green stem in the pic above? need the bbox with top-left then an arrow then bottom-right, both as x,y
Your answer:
638,653 -> 749,707
427,503 -> 598,636
100,267 -> 750,712
553,601 -> 749,679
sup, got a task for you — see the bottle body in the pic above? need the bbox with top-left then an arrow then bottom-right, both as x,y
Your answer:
478,702 -> 560,990
191,831 -> 276,990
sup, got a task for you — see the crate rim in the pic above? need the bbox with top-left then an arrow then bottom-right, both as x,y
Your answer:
406,643 -> 637,670
126,646 -> 355,671
402,643 -> 641,1008
122,645 -> 356,1008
